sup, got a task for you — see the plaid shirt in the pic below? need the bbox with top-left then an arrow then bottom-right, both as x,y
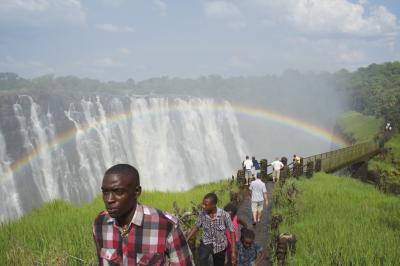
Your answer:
195,207 -> 234,253
93,204 -> 194,266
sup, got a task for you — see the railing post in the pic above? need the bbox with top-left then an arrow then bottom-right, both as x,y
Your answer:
260,159 -> 269,182
306,161 -> 314,178
236,169 -> 245,185
315,159 -> 322,172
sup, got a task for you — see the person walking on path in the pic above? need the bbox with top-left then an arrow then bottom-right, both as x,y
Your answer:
243,156 -> 253,186
271,158 -> 284,183
224,203 -> 247,265
249,173 -> 268,225
92,164 -> 193,265
293,154 -> 301,164
187,192 -> 237,266
252,156 -> 260,179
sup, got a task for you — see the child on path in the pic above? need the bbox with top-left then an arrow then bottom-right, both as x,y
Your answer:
237,228 -> 266,266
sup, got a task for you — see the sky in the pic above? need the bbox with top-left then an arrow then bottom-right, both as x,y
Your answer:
0,0 -> 399,81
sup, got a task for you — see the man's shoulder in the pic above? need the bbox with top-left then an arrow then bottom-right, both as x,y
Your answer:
93,210 -> 111,228
142,204 -> 179,225
254,179 -> 264,185
94,210 -> 109,221
219,208 -> 232,220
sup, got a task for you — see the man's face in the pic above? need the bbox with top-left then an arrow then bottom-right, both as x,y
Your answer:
202,198 -> 215,214
101,173 -> 140,219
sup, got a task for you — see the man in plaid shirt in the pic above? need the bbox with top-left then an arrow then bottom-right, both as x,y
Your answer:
186,192 -> 237,266
93,164 -> 193,265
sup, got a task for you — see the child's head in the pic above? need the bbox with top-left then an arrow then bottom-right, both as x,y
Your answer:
224,202 -> 238,220
240,228 -> 255,249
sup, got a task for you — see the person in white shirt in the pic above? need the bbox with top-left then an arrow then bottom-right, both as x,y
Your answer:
271,158 -> 284,183
242,156 -> 253,186
249,173 -> 268,225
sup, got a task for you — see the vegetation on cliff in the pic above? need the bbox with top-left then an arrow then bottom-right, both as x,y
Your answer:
336,111 -> 383,143
346,61 -> 400,128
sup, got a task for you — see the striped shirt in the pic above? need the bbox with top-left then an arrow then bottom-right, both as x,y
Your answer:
93,204 -> 194,266
195,207 -> 235,253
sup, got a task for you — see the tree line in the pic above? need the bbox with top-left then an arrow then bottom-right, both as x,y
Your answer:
1,61 -> 399,126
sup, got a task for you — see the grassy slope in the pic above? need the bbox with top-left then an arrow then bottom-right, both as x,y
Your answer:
336,111 -> 383,143
274,173 -> 400,265
270,112 -> 400,264
0,180 -> 235,265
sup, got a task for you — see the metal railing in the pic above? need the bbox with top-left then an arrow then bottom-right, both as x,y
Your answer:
302,140 -> 379,173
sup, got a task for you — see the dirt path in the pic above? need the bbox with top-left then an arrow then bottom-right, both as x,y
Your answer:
237,181 -> 274,266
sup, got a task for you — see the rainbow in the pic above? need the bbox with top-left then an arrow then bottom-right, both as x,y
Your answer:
2,100 -> 349,180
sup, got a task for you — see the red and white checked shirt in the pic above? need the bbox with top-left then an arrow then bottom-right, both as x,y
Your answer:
93,204 -> 194,266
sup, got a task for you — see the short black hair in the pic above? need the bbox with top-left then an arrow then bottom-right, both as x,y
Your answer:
204,192 -> 218,205
104,164 -> 140,186
224,202 -> 238,216
240,227 -> 255,241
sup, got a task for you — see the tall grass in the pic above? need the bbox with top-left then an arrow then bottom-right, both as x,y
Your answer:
273,173 -> 400,265
336,111 -> 383,143
0,180 -> 236,265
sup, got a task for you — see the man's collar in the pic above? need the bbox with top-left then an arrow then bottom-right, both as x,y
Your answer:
106,203 -> 144,226
204,207 -> 222,218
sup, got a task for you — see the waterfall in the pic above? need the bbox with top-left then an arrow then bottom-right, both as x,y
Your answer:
0,95 -> 248,221
0,130 -> 22,221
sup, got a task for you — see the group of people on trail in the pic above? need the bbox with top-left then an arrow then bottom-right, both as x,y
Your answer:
93,163 -> 266,266
385,122 -> 393,131
242,156 -> 260,185
243,155 -> 284,183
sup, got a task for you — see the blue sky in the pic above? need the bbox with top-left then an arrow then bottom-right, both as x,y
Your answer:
0,0 -> 399,81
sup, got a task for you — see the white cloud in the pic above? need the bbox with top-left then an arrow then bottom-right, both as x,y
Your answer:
118,48 -> 132,55
92,57 -> 122,68
205,1 -> 242,19
338,50 -> 365,63
204,1 -> 246,30
0,0 -> 85,25
227,20 -> 246,30
0,0 -> 49,12
254,0 -> 399,38
153,0 -> 167,16
293,37 -> 366,65
226,55 -> 251,68
96,23 -> 134,33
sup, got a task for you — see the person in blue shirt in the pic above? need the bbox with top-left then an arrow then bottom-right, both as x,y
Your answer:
237,228 -> 266,266
251,156 -> 260,180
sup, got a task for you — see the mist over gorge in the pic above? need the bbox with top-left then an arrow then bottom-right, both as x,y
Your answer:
0,71 -> 349,221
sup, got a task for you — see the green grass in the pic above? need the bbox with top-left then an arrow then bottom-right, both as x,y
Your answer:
0,180 -> 236,265
337,111 -> 383,143
272,173 -> 400,265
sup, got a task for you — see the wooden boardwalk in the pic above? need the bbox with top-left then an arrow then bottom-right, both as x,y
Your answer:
236,181 -> 274,266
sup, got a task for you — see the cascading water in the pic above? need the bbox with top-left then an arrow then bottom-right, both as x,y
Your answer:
0,95 -> 248,222
0,131 -> 22,221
